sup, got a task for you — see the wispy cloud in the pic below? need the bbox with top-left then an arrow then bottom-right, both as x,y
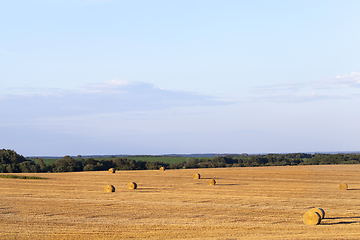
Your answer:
251,72 -> 360,103
327,72 -> 360,88
0,80 -> 229,124
252,82 -> 305,94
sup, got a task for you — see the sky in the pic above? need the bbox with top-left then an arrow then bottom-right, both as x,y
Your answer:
1,0 -> 360,156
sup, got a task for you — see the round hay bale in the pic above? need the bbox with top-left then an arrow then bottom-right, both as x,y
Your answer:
104,185 -> 115,193
127,182 -> 137,190
159,166 -> 165,171
310,208 -> 325,219
193,173 -> 201,179
339,183 -> 348,190
108,168 -> 115,173
303,211 -> 321,225
208,179 -> 216,185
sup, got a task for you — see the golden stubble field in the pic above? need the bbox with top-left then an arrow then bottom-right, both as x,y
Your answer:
1,165 -> 360,239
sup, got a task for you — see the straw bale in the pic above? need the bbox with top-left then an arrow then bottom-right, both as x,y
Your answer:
339,183 -> 348,190
127,182 -> 137,190
159,166 -> 165,171
108,168 -> 115,173
208,179 -> 216,185
303,211 -> 321,225
193,173 -> 201,179
104,185 -> 115,193
310,208 -> 325,219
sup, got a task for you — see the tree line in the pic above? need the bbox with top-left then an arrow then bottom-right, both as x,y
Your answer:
1,149 -> 360,173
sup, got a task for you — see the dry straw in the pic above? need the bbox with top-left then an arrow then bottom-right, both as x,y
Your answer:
339,183 -> 348,190
310,208 -> 325,219
193,173 -> 201,179
127,182 -> 137,190
159,166 -> 165,171
303,211 -> 321,225
108,168 -> 115,173
208,179 -> 216,185
104,185 -> 115,193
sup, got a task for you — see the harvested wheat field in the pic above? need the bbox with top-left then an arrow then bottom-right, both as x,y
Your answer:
1,164 -> 360,239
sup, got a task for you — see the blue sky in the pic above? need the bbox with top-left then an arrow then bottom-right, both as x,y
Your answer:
1,0 -> 360,156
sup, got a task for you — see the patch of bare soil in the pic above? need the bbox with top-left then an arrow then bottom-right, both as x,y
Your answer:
1,165 -> 360,239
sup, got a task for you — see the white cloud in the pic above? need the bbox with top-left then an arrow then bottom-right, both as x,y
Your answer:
329,72 -> 360,88
91,79 -> 133,91
0,80 -> 229,125
251,72 -> 360,103
252,82 -> 305,94
307,91 -> 316,97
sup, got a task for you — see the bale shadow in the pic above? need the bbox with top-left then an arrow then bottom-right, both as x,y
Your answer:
322,216 -> 360,225
322,221 -> 360,225
325,216 -> 360,220
215,183 -> 240,186
136,191 -> 161,193
347,189 -> 360,191
136,187 -> 175,192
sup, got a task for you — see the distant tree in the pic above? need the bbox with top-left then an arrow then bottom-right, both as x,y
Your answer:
38,158 -> 48,172
85,158 -> 97,166
0,149 -> 27,164
0,149 -> 29,173
145,161 -> 168,170
184,158 -> 199,169
52,155 -> 83,172
19,161 -> 39,173
83,164 -> 95,171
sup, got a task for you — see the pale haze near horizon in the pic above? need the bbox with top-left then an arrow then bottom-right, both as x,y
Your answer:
1,0 -> 360,156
